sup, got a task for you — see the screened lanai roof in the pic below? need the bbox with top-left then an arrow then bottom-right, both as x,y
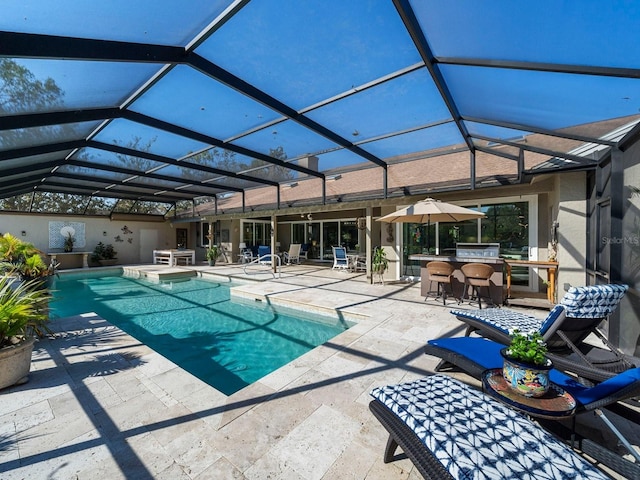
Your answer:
2,1 -> 640,217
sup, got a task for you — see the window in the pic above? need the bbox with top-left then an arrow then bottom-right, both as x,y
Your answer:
401,195 -> 537,289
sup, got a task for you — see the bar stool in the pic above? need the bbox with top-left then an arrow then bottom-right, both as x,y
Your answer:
461,263 -> 495,309
425,261 -> 458,305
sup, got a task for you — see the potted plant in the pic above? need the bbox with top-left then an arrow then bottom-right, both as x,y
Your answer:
501,329 -> 552,398
63,232 -> 75,252
91,242 -> 118,266
0,275 -> 51,389
371,246 -> 388,285
0,233 -> 58,286
205,245 -> 219,266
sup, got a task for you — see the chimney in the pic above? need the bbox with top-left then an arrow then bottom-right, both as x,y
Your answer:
297,155 -> 319,171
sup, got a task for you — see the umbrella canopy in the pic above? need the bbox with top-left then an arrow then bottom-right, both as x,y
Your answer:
377,198 -> 485,224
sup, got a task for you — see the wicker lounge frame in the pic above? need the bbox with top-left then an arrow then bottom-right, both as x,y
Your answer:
369,399 -> 454,480
452,284 -> 633,383
369,374 -> 613,480
424,337 -> 640,479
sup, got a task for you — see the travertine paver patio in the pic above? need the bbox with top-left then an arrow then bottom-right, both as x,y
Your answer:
0,263 -> 636,479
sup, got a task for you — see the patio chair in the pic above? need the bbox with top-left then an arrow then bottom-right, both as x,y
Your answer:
257,245 -> 272,264
424,261 -> 457,305
370,374 -> 612,480
238,246 -> 254,263
353,254 -> 366,272
424,336 -> 640,478
460,262 -> 495,308
283,243 -> 301,264
299,243 -> 310,261
451,283 -> 632,382
331,246 -> 349,270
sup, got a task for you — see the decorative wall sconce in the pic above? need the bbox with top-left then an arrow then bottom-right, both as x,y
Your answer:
21,230 -> 26,236
103,231 -> 107,236
386,223 -> 394,242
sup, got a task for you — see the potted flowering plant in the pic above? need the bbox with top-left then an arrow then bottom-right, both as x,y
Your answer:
501,329 -> 552,398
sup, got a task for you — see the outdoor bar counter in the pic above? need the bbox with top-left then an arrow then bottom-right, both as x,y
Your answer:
409,243 -> 505,305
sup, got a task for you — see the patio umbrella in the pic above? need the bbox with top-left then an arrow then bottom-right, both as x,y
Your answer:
376,198 -> 485,251
377,198 -> 485,224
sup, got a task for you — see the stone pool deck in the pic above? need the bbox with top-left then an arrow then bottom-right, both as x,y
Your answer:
0,263 -> 637,479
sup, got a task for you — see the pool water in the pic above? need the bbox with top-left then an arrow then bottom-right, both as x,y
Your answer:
50,272 -> 352,395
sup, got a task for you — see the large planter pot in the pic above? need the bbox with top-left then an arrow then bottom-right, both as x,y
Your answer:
98,259 -> 118,266
0,337 -> 36,390
500,348 -> 552,398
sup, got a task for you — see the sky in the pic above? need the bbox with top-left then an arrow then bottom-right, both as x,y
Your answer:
3,0 -> 640,178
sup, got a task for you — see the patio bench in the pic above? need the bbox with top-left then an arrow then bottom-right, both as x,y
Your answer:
153,253 -> 171,264
174,256 -> 192,265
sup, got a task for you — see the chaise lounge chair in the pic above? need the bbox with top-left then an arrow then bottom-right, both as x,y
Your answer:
424,336 -> 640,478
450,284 -> 632,382
370,374 -> 612,480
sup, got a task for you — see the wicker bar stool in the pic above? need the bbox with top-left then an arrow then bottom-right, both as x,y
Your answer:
425,261 -> 458,305
461,263 -> 495,309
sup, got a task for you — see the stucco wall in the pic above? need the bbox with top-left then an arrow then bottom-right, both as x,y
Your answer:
554,172 -> 588,294
620,141 -> 640,355
0,213 -> 175,268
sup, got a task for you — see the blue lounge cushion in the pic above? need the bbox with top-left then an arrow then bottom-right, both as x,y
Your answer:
371,374 -> 609,479
427,337 -> 640,409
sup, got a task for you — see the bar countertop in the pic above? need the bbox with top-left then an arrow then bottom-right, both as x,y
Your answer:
408,254 -> 504,264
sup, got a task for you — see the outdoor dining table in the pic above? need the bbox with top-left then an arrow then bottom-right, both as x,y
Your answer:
346,253 -> 365,272
152,249 -> 195,266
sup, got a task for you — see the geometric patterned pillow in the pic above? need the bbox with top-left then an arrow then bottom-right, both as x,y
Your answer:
370,374 -> 609,480
451,304 -> 565,336
560,284 -> 628,319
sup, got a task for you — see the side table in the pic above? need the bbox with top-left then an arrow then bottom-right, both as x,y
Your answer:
482,368 -> 576,419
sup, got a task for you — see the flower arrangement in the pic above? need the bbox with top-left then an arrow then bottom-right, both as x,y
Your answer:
504,329 -> 548,366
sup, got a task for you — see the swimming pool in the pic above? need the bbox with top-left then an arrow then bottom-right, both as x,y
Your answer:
50,272 -> 353,395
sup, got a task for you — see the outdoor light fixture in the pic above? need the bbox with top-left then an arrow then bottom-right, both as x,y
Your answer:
21,230 -> 26,236
285,182 -> 298,188
327,174 -> 342,181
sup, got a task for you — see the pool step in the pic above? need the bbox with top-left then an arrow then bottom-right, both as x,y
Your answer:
122,265 -> 197,282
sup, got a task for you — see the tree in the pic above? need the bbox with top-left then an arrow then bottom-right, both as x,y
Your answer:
0,59 -> 63,114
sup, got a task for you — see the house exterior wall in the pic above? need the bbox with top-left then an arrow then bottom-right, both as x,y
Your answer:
554,172 -> 589,294
620,140 -> 640,355
0,213 -> 174,268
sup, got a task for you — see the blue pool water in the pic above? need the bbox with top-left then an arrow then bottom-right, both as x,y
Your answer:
50,272 -> 352,395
